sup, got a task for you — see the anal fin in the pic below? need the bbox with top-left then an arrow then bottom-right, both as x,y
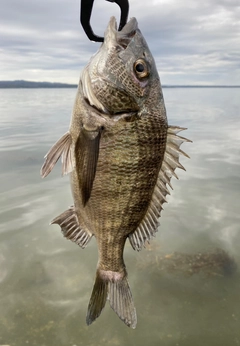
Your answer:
41,132 -> 73,178
51,206 -> 92,248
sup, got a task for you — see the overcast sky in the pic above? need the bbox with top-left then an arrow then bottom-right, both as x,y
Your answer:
1,0 -> 239,85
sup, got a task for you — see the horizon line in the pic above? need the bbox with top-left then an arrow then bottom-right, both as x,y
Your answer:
0,80 -> 240,88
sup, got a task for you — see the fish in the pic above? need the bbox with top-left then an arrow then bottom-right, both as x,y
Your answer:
41,16 -> 191,329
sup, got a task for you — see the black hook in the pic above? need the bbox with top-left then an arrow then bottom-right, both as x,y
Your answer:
80,0 -> 129,42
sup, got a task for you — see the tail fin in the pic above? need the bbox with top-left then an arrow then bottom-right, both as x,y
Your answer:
86,269 -> 137,329
108,273 -> 137,328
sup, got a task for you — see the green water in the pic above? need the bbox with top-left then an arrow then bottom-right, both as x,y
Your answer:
0,88 -> 240,345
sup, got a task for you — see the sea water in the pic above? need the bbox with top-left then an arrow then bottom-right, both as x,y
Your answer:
0,87 -> 240,346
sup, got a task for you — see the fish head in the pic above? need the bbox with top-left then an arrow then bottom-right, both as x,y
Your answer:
81,17 -> 162,115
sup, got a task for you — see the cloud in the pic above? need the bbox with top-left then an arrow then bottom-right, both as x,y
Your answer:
0,0 -> 239,84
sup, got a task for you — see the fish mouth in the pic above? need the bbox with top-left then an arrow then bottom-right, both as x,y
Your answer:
81,17 -> 140,116
104,16 -> 138,49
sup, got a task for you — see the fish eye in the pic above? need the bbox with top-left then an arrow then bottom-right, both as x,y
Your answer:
133,59 -> 149,79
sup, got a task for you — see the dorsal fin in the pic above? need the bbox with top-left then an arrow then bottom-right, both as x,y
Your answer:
129,126 -> 191,251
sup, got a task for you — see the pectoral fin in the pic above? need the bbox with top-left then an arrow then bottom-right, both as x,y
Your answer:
41,132 -> 73,178
77,126 -> 102,206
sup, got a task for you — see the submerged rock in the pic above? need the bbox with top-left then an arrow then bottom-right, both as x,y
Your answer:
137,247 -> 237,277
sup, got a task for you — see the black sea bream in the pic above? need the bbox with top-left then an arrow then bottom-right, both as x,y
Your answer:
41,17 -> 190,328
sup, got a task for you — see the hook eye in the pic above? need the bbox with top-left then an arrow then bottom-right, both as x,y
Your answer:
106,0 -> 129,31
80,0 -> 129,42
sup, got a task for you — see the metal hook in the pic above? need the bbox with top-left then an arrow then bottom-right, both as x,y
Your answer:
80,0 -> 129,42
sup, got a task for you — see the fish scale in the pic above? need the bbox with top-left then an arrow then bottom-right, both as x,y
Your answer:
41,16 -> 191,328
87,119 -> 163,233
107,54 -> 144,97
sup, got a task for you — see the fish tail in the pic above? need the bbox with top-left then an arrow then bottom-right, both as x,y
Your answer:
108,271 -> 137,329
86,269 -> 137,329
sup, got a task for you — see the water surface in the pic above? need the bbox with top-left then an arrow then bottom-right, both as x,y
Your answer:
0,87 -> 240,345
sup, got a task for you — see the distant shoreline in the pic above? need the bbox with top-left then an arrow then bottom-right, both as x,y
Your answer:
0,80 -> 239,89
0,80 -> 77,89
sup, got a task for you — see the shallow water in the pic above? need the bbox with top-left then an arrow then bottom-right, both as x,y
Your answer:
0,87 -> 240,345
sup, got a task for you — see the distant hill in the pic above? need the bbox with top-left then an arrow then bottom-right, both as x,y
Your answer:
0,80 -> 239,89
0,80 -> 78,88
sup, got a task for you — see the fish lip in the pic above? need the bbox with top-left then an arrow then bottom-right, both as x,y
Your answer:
104,16 -> 138,49
119,17 -> 138,36
104,16 -> 118,48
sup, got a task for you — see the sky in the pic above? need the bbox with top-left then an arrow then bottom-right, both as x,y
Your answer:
0,0 -> 240,85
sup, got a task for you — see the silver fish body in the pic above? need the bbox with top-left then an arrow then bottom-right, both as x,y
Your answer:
41,17 -> 190,328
